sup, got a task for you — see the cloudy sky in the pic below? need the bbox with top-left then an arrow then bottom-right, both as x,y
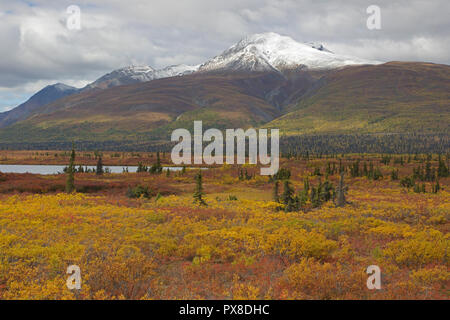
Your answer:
0,0 -> 449,111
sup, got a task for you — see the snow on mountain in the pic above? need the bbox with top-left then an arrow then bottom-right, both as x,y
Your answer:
153,64 -> 200,79
199,32 -> 379,72
84,64 -> 199,90
83,65 -> 156,90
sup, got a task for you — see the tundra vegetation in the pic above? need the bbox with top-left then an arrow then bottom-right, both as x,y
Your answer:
0,150 -> 448,299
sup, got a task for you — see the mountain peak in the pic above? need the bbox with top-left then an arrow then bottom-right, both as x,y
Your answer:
84,64 -> 199,90
48,83 -> 77,92
200,32 -> 378,72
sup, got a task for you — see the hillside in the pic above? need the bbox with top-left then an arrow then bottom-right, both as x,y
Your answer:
0,83 -> 78,128
267,62 -> 450,135
0,72 -> 299,143
0,62 -> 448,149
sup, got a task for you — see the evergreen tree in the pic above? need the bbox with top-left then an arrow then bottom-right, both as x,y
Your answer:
391,169 -> 399,180
272,180 -> 280,203
421,183 -> 426,193
66,144 -> 75,193
281,180 -> 295,211
303,177 -> 310,193
96,155 -> 104,175
321,179 -> 334,202
150,152 -> 163,173
310,186 -> 320,208
334,171 -> 347,207
281,180 -> 294,204
432,178 -> 440,193
425,160 -> 433,181
193,171 -> 206,206
298,189 -> 308,208
363,162 -> 368,177
136,162 -> 148,173
437,155 -> 449,178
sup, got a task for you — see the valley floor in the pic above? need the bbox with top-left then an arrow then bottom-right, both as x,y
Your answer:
0,154 -> 448,299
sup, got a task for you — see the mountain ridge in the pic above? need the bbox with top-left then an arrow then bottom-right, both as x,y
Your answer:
0,32 -> 380,128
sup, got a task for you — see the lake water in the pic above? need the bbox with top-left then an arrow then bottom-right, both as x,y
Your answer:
0,164 -> 189,175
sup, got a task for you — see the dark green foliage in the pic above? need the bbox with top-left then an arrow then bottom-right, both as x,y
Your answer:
272,180 -> 279,203
126,185 -> 151,199
400,176 -> 415,189
96,155 -> 104,175
313,167 -> 321,176
425,161 -> 434,182
281,180 -> 295,212
238,168 -> 252,180
413,183 -> 426,193
350,160 -> 361,177
65,144 -> 75,193
273,168 -> 291,181
279,134 -> 449,155
136,162 -> 148,173
149,152 -> 163,174
437,155 -> 449,178
193,171 -> 206,206
391,169 -> 399,181
381,155 -> 391,165
432,179 -> 440,193
334,172 -> 347,207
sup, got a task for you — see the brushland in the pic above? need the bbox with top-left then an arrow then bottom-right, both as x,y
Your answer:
0,152 -> 448,299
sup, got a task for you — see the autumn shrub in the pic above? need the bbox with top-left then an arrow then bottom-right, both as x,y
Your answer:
263,227 -> 338,261
283,258 -> 366,299
383,229 -> 449,267
126,185 -> 151,199
410,266 -> 450,288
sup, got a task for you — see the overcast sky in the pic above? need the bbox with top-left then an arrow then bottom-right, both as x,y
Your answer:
0,0 -> 449,111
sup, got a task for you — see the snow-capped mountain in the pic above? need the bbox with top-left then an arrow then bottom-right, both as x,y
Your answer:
84,64 -> 199,90
0,32 -> 382,128
199,32 -> 378,72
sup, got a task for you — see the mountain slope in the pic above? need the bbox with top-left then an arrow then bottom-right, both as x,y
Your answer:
0,62 -> 448,146
0,83 -> 78,128
0,32 -> 376,130
0,72 -> 295,142
266,62 -> 450,134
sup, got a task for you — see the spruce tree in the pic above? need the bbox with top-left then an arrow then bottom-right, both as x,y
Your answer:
281,180 -> 294,206
66,144 -> 75,193
272,180 -> 280,203
150,152 -> 163,173
193,171 -> 206,206
334,171 -> 347,207
96,155 -> 104,175
437,155 -> 449,178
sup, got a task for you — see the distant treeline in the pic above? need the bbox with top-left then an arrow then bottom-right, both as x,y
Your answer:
280,133 -> 449,156
0,133 -> 448,155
